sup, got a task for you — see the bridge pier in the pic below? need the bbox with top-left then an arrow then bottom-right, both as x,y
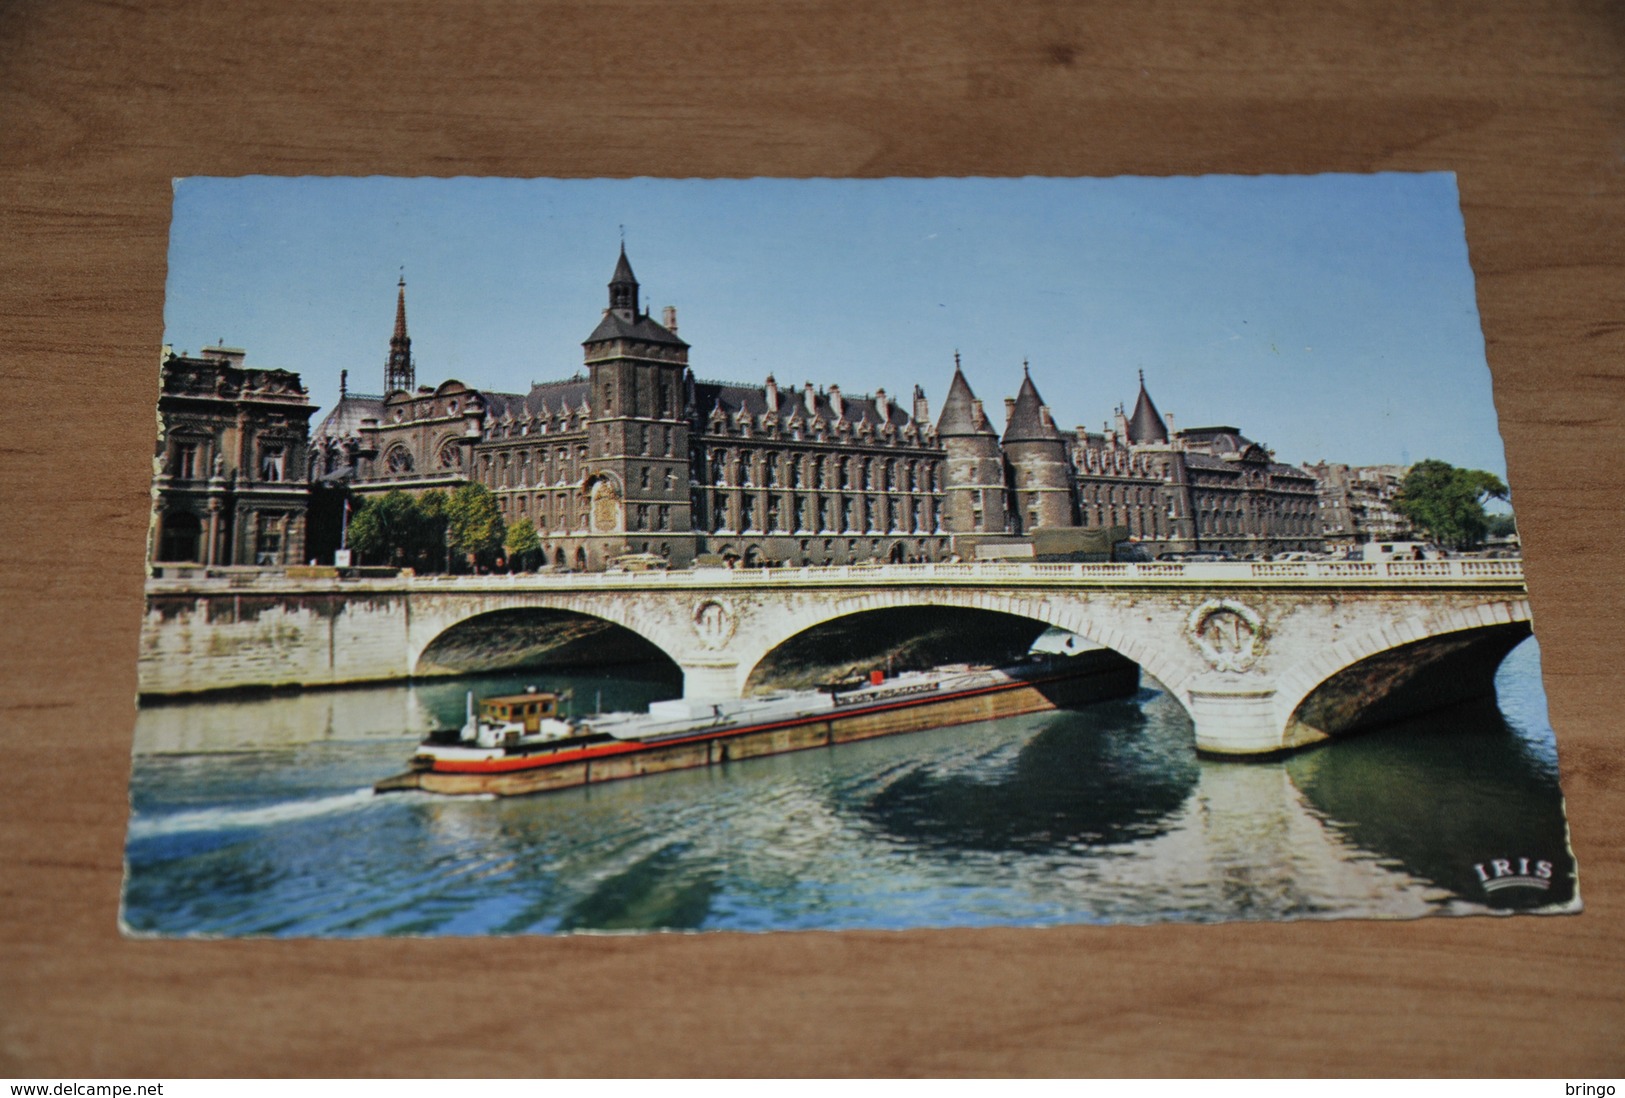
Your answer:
679,658 -> 745,701
1186,675 -> 1326,757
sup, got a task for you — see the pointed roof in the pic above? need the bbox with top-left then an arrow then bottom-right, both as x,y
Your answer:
384,275 -> 414,394
391,277 -> 408,344
583,308 -> 688,348
586,244 -> 688,347
1126,371 -> 1169,444
1002,364 -> 1060,443
935,355 -> 994,437
610,242 -> 636,286
606,243 -> 640,316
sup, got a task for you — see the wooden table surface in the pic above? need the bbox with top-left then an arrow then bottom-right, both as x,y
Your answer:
2,0 -> 1621,1077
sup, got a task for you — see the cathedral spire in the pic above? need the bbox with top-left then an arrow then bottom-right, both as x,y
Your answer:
385,275 -> 414,394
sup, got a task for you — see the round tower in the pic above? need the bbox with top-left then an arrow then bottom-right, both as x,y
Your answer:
1001,364 -> 1075,532
936,355 -> 1010,537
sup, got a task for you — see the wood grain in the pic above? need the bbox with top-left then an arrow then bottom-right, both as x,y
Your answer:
1,0 -> 1621,1077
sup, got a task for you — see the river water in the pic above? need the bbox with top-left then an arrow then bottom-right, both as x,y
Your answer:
121,638 -> 1577,936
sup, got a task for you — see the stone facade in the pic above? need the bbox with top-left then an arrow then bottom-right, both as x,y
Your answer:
1305,461 -> 1413,549
149,345 -> 315,568
310,248 -> 1326,568
943,367 -> 1323,559
138,565 -> 1532,754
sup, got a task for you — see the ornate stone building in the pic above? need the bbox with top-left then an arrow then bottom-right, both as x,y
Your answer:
150,345 -> 315,568
936,366 -> 1322,558
1305,461 -> 1412,549
310,248 -> 1324,568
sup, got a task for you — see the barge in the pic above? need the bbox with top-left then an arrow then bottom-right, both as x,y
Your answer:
375,641 -> 1138,798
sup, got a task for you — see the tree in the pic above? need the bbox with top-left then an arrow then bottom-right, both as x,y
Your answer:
1394,459 -> 1509,550
504,517 -> 541,572
415,489 -> 451,572
446,483 -> 505,571
346,490 -> 423,566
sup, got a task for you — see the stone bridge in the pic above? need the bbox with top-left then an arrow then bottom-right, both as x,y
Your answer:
140,559 -> 1533,756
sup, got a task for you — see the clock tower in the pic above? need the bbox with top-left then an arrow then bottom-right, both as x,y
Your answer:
580,246 -> 694,568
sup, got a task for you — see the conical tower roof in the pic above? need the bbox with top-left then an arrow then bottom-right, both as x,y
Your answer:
1002,364 -> 1060,443
1126,371 -> 1169,444
936,354 -> 996,437
607,243 -> 639,317
584,244 -> 688,348
610,243 -> 637,288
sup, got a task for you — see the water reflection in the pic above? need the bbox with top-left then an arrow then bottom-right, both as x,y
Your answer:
122,638 -> 1577,935
1286,696 -> 1577,910
856,695 -> 1199,852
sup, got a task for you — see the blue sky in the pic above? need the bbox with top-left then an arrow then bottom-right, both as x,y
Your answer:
163,174 -> 1507,475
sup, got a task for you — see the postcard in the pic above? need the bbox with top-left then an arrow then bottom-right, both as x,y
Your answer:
124,175 -> 1577,936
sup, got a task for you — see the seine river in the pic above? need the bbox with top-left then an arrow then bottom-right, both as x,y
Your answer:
121,639 -> 1577,936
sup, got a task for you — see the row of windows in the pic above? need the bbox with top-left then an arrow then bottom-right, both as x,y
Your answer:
169,440 -> 290,483
707,450 -> 940,492
599,375 -> 682,421
480,414 -> 588,439
705,410 -> 926,446
701,493 -> 938,536
479,446 -> 591,489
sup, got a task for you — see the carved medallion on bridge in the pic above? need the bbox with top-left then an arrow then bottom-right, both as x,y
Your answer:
692,598 -> 737,650
1187,599 -> 1266,672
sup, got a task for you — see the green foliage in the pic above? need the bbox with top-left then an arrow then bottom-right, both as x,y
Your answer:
346,488 -> 461,570
413,489 -> 451,571
339,485 -> 517,572
1395,459 -> 1510,550
504,517 -> 542,571
1485,512 -> 1518,539
346,490 -> 421,567
446,483 -> 506,569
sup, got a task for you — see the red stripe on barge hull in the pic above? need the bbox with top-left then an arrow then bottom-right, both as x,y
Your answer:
388,652 -> 1139,797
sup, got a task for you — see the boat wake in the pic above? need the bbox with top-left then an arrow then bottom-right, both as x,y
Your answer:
127,788 -> 385,840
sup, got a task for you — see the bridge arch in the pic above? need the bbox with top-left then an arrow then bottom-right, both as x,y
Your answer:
731,586 -> 1195,715
1272,598 -> 1534,744
408,596 -> 687,680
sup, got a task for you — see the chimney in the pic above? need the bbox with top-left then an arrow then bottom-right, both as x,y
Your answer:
874,387 -> 889,421
340,369 -> 348,398
829,384 -> 844,419
804,382 -> 817,415
1040,405 -> 1055,429
764,374 -> 779,412
1165,412 -> 1176,437
662,305 -> 678,334
971,398 -> 989,431
913,384 -> 929,423
1004,396 -> 1017,424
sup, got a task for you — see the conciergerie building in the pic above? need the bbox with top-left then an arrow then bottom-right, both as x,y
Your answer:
170,247 -> 1323,570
